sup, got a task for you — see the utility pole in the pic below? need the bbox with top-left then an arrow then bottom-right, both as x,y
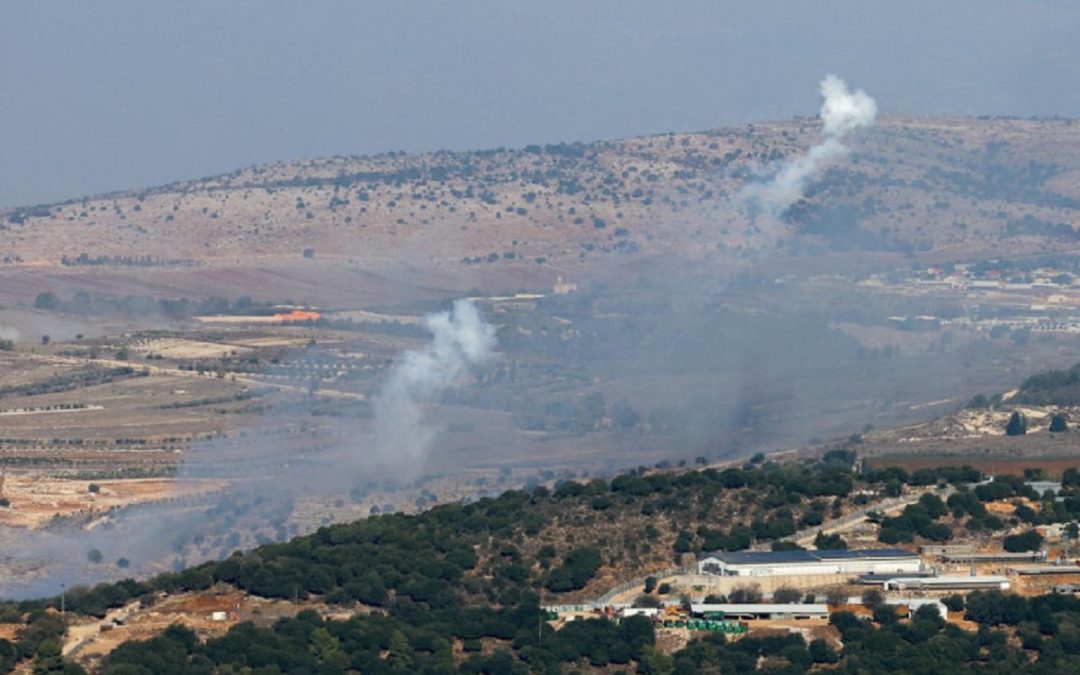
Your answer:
60,584 -> 65,615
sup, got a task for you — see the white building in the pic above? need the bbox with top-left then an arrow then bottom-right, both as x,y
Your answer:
690,604 -> 829,620
697,548 -> 921,577
885,598 -> 948,621
882,575 -> 1010,591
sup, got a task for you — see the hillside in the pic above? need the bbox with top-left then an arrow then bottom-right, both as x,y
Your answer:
2,117 -> 1079,272
5,451 -> 1080,672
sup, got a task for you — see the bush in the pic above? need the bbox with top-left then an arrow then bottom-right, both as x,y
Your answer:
1005,411 -> 1027,436
772,587 -> 803,603
862,589 -> 884,609
728,584 -> 763,603
814,532 -> 847,549
633,594 -> 662,608
872,604 -> 898,625
1050,413 -> 1068,432
825,587 -> 849,606
1003,529 -> 1044,552
544,547 -> 602,593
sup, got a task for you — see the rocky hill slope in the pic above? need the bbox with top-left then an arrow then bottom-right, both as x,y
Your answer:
3,117 -> 1078,271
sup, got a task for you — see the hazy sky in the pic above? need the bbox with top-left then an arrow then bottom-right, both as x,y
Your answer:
3,0 -> 1079,208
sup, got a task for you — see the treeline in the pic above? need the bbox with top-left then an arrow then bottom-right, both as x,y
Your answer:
34,291 -> 268,319
314,317 -> 429,339
0,366 -> 145,399
870,469 -> 1080,545
98,609 -> 653,675
1013,361 -> 1080,405
16,584 -> 1080,673
59,253 -> 199,268
84,594 -> 1080,673
512,392 -> 642,434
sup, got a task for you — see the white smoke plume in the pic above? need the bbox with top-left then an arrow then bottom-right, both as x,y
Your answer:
741,74 -> 877,220
373,299 -> 496,471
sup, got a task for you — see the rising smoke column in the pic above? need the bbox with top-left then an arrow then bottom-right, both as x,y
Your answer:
0,300 -> 497,599
373,299 -> 496,471
741,74 -> 877,220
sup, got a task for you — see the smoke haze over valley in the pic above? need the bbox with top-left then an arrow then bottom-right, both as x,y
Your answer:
2,5 -> 1080,673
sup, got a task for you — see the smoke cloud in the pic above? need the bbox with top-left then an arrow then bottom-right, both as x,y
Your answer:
373,299 -> 497,471
740,74 -> 877,221
0,299 -> 497,599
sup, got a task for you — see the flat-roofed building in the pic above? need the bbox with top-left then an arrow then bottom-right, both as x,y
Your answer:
882,575 -> 1010,591
690,604 -> 829,620
885,598 -> 949,621
940,551 -> 1045,564
697,548 -> 921,577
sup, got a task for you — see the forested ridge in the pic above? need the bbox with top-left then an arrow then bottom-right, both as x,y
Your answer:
6,455 -> 1080,672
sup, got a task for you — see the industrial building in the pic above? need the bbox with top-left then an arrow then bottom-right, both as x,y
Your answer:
690,603 -> 829,620
697,548 -> 921,577
1009,565 -> 1080,576
885,598 -> 949,621
856,571 -> 936,585
881,575 -> 1010,591
940,551 -> 1045,564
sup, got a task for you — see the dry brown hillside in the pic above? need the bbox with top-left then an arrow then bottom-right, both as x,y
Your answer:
2,116 -> 1079,272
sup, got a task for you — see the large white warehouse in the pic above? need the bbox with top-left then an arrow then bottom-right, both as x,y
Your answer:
697,548 -> 921,577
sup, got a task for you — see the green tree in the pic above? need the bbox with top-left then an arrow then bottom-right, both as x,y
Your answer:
862,589 -> 885,609
1050,413 -> 1069,432
814,532 -> 847,549
773,586 -> 802,603
1003,529 -> 1044,552
385,629 -> 415,671
1005,411 -> 1027,436
308,626 -> 348,669
31,639 -> 65,674
34,292 -> 59,311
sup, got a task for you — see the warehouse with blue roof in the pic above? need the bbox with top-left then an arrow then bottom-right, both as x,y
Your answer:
697,548 -> 921,577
